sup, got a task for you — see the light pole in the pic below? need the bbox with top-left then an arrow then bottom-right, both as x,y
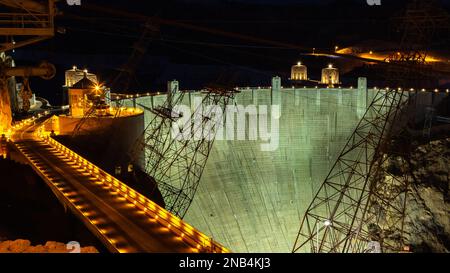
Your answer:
316,219 -> 332,253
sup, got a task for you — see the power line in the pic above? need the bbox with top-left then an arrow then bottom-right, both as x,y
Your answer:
160,41 -> 274,77
160,38 -> 294,50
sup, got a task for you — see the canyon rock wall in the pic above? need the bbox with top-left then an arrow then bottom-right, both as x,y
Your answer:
405,138 -> 450,252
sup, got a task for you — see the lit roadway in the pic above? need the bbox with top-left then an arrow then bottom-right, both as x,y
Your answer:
11,117 -> 226,253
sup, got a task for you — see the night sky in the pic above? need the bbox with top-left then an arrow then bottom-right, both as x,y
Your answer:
9,0 -> 450,104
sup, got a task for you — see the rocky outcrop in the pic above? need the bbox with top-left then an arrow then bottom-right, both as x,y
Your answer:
0,239 -> 98,253
0,78 -> 12,134
404,138 -> 450,252
0,52 -> 13,134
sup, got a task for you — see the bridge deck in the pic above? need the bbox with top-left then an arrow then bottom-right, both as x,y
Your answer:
11,119 -> 224,253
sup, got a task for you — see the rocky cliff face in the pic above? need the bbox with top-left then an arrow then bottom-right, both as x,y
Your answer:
0,53 -> 13,134
0,239 -> 98,253
404,138 -> 450,252
0,81 -> 12,134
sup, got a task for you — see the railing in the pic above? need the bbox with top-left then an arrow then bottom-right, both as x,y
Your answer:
111,86 -> 450,99
0,13 -> 53,29
6,112 -> 49,141
39,134 -> 229,253
13,139 -> 122,252
11,114 -> 124,251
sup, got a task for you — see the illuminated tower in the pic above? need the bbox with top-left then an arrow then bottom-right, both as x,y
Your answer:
65,66 -> 98,88
291,62 -> 308,81
321,64 -> 340,87
68,74 -> 97,117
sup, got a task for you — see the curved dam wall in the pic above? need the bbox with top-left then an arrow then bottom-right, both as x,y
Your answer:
121,78 -> 379,252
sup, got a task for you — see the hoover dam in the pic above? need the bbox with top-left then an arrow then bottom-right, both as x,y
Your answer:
120,78 -> 378,252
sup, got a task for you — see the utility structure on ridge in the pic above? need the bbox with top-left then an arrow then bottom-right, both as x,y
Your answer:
384,0 -> 450,88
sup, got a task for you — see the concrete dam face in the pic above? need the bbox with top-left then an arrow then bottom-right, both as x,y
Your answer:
125,84 -> 375,252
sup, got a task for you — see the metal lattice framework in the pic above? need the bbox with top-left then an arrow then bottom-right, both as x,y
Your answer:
71,103 -> 98,138
292,0 -> 449,253
131,87 -> 236,218
110,20 -> 158,92
0,1 -> 56,114
385,0 -> 450,88
0,0 -> 55,52
71,88 -> 117,138
292,88 -> 412,253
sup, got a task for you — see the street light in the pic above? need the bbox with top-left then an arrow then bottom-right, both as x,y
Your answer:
316,219 -> 332,252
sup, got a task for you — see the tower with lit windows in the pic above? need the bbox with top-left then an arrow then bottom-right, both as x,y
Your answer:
321,64 -> 340,86
291,62 -> 308,81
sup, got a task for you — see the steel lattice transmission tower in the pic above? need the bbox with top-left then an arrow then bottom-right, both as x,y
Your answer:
292,88 -> 412,253
292,0 -> 449,254
130,86 -> 236,218
385,0 -> 450,88
110,20 -> 159,92
71,87 -> 128,138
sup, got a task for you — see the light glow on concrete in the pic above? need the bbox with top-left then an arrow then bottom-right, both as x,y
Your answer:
127,82 -> 376,252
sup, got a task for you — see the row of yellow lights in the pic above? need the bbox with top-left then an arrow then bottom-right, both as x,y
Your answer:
374,87 -> 450,93
237,86 -> 450,93
111,87 -> 240,100
5,111 -> 51,141
109,86 -> 449,107
13,140 -> 124,252
9,115 -> 123,251
34,131 -> 204,253
10,112 -> 229,253
112,92 -> 163,100
108,106 -> 144,116
41,135 -> 229,253
12,117 -> 224,253
111,84 -> 450,100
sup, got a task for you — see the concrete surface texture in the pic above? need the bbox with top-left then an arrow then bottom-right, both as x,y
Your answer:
187,88 -> 370,252
127,83 -> 376,252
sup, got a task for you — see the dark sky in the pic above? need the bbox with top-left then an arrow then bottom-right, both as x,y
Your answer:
178,0 -> 335,4
179,0 -> 450,5
11,0 -> 450,103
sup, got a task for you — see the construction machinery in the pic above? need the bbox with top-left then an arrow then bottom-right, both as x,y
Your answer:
0,0 -> 56,125
0,0 -> 55,52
